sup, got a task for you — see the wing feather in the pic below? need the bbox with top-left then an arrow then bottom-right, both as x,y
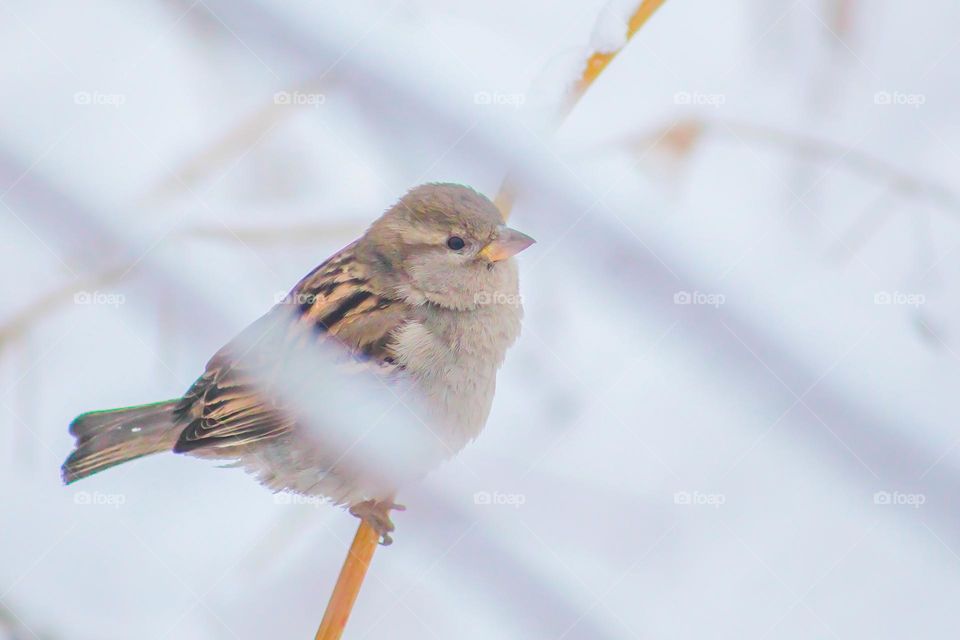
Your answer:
173,244 -> 409,454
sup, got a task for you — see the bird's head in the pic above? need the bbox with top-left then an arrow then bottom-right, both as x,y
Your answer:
358,183 -> 535,309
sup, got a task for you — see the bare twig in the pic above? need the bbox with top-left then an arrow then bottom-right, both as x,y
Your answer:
0,220 -> 361,350
713,119 -> 960,216
0,265 -> 129,348
141,77 -> 334,207
496,0 -> 668,221
621,117 -> 960,218
571,0 -> 668,107
314,521 -> 380,640
173,221 -> 361,246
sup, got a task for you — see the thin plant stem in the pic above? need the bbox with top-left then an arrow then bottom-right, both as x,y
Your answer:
497,0 -> 668,221
314,520 -> 381,640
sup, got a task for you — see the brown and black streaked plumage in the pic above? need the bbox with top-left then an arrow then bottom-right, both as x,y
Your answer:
171,245 -> 409,455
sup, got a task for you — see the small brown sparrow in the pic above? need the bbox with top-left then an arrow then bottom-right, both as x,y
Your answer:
62,183 -> 534,544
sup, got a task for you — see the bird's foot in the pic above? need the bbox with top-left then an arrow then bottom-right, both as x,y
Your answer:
349,499 -> 406,545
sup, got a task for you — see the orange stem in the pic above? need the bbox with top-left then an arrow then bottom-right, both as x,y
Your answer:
574,0 -> 667,99
314,520 -> 381,640
497,0 -> 667,221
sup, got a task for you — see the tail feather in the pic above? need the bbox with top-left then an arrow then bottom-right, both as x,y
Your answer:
62,400 -> 182,484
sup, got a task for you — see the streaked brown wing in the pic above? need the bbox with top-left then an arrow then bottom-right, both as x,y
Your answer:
173,243 -> 410,454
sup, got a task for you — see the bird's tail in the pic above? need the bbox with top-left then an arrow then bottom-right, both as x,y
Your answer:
61,400 -> 182,484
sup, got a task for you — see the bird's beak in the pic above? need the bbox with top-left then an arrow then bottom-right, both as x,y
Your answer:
478,227 -> 536,262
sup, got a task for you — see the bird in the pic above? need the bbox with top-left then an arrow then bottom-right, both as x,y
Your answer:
61,183 -> 534,544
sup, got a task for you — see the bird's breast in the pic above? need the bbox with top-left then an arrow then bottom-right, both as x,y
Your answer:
392,299 -> 523,453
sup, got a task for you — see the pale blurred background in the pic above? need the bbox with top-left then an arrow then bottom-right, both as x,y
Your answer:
2,0 -> 960,638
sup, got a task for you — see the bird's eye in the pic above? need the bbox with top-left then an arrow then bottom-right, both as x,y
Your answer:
447,236 -> 466,250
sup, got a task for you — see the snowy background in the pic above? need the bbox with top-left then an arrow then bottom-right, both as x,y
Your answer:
2,0 -> 960,638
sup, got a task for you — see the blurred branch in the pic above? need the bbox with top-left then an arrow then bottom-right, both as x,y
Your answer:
0,265 -> 128,349
0,68 -> 349,346
823,186 -> 899,262
627,117 -> 960,216
713,119 -> 960,216
0,147 -> 231,345
496,0 -> 668,220
174,220 -> 361,245
615,116 -> 960,264
140,100 -> 288,206
140,76 -> 334,207
0,219 -> 360,350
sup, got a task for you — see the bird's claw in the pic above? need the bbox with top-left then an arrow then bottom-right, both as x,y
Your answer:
349,499 -> 406,545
